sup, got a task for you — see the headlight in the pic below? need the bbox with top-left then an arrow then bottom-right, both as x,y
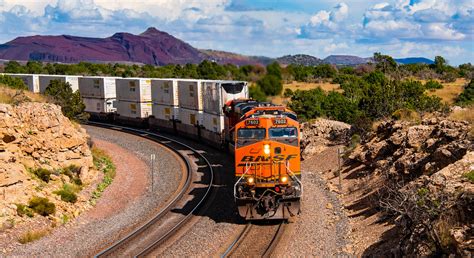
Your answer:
263,144 -> 270,155
247,177 -> 254,184
280,176 -> 288,184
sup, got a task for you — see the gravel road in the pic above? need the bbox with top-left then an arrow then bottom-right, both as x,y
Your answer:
9,125 -> 185,256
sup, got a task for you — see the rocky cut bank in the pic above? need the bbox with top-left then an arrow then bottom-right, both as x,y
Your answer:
0,102 -> 97,228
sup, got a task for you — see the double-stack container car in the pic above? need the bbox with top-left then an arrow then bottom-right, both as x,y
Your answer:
5,73 -> 40,93
78,76 -> 118,120
115,78 -> 152,126
38,75 -> 80,93
149,79 -> 179,132
176,79 -> 204,137
201,80 -> 248,144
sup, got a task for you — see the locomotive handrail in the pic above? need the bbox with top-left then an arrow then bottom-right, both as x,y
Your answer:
233,163 -> 253,199
285,160 -> 303,197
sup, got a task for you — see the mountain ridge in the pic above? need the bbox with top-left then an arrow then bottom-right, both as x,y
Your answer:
0,27 -> 433,66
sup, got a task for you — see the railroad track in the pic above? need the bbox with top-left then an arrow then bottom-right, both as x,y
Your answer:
221,221 -> 286,258
88,122 -> 214,257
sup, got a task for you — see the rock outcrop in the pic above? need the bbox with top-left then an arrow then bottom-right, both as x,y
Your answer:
301,118 -> 352,156
347,118 -> 473,256
0,103 -> 96,228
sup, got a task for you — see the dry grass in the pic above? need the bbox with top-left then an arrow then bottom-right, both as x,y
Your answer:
18,229 -> 50,244
271,81 -> 341,105
449,105 -> 474,137
0,83 -> 48,104
426,78 -> 467,104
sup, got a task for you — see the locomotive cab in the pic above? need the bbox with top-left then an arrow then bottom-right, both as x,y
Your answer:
233,107 -> 302,220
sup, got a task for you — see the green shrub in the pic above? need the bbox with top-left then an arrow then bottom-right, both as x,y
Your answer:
15,204 -> 34,217
0,75 -> 27,90
464,170 -> 474,183
249,85 -> 267,102
28,196 -> 55,216
456,80 -> 474,107
90,147 -> 116,205
61,165 -> 82,185
31,168 -> 52,183
54,184 -> 78,203
283,88 -> 293,98
424,80 -> 443,90
44,80 -> 88,121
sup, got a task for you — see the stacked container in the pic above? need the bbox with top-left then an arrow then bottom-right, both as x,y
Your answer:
151,79 -> 179,120
38,75 -> 80,93
5,73 -> 40,93
177,79 -> 203,126
78,76 -> 118,114
202,80 -> 249,134
115,78 -> 152,119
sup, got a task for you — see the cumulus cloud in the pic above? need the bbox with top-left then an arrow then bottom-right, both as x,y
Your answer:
362,0 -> 473,41
299,2 -> 350,39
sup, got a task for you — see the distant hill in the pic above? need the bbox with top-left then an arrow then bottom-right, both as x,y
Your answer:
0,27 -> 205,65
323,55 -> 372,65
276,54 -> 323,66
0,28 -> 433,67
395,57 -> 434,64
200,49 -> 273,66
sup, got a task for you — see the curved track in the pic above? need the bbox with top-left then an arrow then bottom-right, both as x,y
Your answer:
221,221 -> 286,258
89,122 -> 214,257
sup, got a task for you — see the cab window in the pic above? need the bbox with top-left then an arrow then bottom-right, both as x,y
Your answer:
236,128 -> 265,147
269,127 -> 298,146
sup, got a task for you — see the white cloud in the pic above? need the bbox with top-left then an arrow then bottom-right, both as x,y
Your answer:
299,2 -> 351,38
362,0 -> 473,41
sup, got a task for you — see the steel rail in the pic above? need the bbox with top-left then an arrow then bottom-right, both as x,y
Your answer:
221,221 -> 285,258
88,122 -> 214,257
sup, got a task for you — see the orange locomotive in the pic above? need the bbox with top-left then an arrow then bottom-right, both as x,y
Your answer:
224,100 -> 302,220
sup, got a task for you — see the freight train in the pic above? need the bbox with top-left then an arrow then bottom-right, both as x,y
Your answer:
2,73 -> 302,220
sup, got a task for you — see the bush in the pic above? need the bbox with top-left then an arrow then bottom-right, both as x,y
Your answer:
28,196 -> 55,216
90,147 -> 116,204
257,74 -> 283,96
31,168 -> 52,183
249,85 -> 267,102
456,80 -> 474,106
464,170 -> 474,183
44,80 -> 88,121
0,75 -> 27,90
16,204 -> 34,217
424,80 -> 443,90
61,165 -> 82,185
18,229 -> 49,244
54,184 -> 78,203
392,108 -> 421,123
283,88 -> 293,98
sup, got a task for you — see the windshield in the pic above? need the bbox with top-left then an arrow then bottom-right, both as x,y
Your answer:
237,128 -> 265,147
269,127 -> 298,146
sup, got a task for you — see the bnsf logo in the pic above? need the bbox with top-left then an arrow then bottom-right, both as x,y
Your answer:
239,154 -> 298,162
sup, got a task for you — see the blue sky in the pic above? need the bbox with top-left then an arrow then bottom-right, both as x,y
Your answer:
0,0 -> 472,65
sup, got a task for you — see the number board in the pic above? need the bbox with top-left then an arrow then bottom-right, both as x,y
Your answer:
245,119 -> 259,126
273,118 -> 287,125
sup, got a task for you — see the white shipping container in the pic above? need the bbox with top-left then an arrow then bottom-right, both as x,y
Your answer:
6,74 -> 40,93
116,78 -> 152,102
202,113 -> 225,133
178,79 -> 203,111
116,101 -> 152,118
178,108 -> 202,126
39,75 -> 80,93
83,97 -> 116,113
202,81 -> 248,115
151,79 -> 179,106
152,104 -> 179,121
79,77 -> 118,99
